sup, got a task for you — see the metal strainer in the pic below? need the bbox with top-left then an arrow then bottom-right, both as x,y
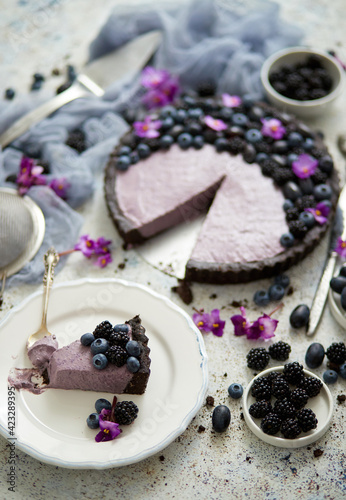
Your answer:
0,187 -> 45,305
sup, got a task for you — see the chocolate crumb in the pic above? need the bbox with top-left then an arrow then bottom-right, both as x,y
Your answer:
171,280 -> 193,305
313,449 -> 323,458
51,68 -> 60,76
198,425 -> 206,433
327,361 -> 340,372
159,455 -> 165,462
286,286 -> 294,296
118,262 -> 126,270
230,300 -> 243,308
240,412 -> 244,420
224,373 -> 227,377
246,456 -> 252,463
337,394 -> 346,404
209,293 -> 217,299
206,396 -> 215,406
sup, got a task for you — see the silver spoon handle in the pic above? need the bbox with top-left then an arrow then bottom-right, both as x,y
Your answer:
41,248 -> 59,328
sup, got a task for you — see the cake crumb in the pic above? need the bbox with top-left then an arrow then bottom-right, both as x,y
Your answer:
171,280 -> 193,305
118,262 -> 126,270
313,449 -> 323,458
206,396 -> 214,406
286,286 -> 294,296
159,455 -> 165,462
337,394 -> 346,404
198,425 -> 206,433
209,293 -> 217,299
240,412 -> 244,420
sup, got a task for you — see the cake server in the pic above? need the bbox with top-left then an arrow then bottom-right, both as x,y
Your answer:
0,30 -> 162,148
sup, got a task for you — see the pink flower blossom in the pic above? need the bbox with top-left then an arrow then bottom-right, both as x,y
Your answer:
74,235 -> 96,257
335,237 -> 346,259
94,237 -> 112,255
292,154 -> 318,179
305,202 -> 330,225
204,115 -> 227,131
133,116 -> 162,138
49,177 -> 70,199
260,118 -> 286,140
193,310 -> 212,334
246,314 -> 278,340
193,308 -> 225,336
95,253 -> 113,268
230,306 -> 251,336
95,409 -> 122,443
141,67 -> 171,89
140,67 -> 180,109
16,156 -> 46,195
222,93 -> 242,108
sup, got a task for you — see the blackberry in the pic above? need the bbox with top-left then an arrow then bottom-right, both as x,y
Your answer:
113,401 -> 139,425
246,348 -> 270,370
264,371 -> 281,384
255,141 -> 271,154
273,397 -> 296,419
106,345 -> 128,367
228,136 -> 245,154
251,377 -> 272,401
281,418 -> 301,439
295,195 -> 316,211
285,207 -> 300,222
283,362 -> 305,385
93,321 -> 114,341
290,388 -> 309,409
249,400 -> 273,419
261,158 -> 278,177
272,376 -> 290,399
288,220 -> 308,239
268,341 -> 291,361
298,376 -> 322,397
272,168 -> 295,186
311,169 -> 328,185
326,342 -> 346,365
109,331 -> 130,348
197,81 -> 216,97
310,147 -> 326,160
296,408 -> 318,432
261,413 -> 282,435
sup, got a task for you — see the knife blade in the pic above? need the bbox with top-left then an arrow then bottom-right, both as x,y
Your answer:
0,30 -> 162,148
306,184 -> 346,336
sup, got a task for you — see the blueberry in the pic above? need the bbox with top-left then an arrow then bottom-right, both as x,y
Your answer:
130,152 -> 140,164
117,145 -> 132,156
289,304 -> 310,328
137,143 -> 151,159
271,154 -> 287,168
323,370 -> 338,384
126,340 -> 141,357
95,398 -> 112,413
86,413 -> 100,429
175,109 -> 187,123
33,72 -> 45,82
160,135 -> 174,149
243,144 -> 256,163
299,178 -> 314,195
254,290 -> 270,307
340,287 -> 346,310
80,332 -> 95,346
299,211 -> 315,229
219,107 -> 233,120
256,152 -> 269,165
288,132 -> 304,147
212,405 -> 231,432
313,184 -> 332,201
193,135 -> 205,149
272,140 -> 288,154
67,65 -> 77,82
186,122 -> 202,136
228,383 -> 243,399
330,276 -> 346,294
114,323 -> 130,334
283,199 -> 294,211
232,113 -> 247,126
268,284 -> 285,301
274,274 -> 290,288
187,108 -> 203,119
90,338 -> 109,355
160,105 -> 177,119
214,137 -> 228,152
161,117 -> 175,130
245,129 -> 262,143
339,265 -> 346,278
5,88 -> 15,100
183,95 -> 197,108
319,155 -> 334,174
31,80 -> 42,91
116,155 -> 131,171
177,133 -> 193,149
280,232 -> 295,248
305,343 -> 325,368
92,353 -> 108,370
127,356 -> 140,373
339,363 -> 346,379
242,94 -> 254,108
283,181 -> 302,201
287,153 -> 299,166
302,138 -> 315,151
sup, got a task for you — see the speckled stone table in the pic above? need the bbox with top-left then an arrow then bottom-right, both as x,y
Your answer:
0,1 -> 345,499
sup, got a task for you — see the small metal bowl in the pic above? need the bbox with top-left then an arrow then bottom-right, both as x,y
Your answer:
260,46 -> 345,118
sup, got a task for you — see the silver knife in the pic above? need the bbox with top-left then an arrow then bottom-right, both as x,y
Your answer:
306,184 -> 346,336
0,30 -> 162,148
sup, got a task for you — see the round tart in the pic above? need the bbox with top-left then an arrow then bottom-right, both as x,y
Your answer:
104,96 -> 339,283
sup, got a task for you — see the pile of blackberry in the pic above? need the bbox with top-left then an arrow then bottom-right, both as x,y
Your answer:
248,362 -> 320,439
246,341 -> 291,370
269,55 -> 333,101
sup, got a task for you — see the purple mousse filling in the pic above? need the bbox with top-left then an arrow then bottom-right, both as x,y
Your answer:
27,335 -> 58,371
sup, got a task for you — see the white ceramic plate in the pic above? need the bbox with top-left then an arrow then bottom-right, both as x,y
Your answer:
0,278 -> 208,469
243,367 -> 333,448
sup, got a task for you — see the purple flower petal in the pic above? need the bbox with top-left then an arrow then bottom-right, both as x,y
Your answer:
335,237 -> 346,258
74,234 -> 95,257
49,177 -> 70,199
305,202 -> 330,225
16,156 -> 46,195
230,307 -> 251,336
292,154 -> 318,179
95,253 -> 112,268
209,309 -> 226,337
222,93 -> 242,108
204,115 -> 227,131
193,311 -> 212,333
133,116 -> 162,138
94,237 -> 112,255
141,66 -> 171,89
95,410 -> 122,442
141,89 -> 171,110
260,118 -> 286,140
247,314 -> 277,340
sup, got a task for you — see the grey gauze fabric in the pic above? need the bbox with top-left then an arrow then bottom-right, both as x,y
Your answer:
0,0 -> 302,287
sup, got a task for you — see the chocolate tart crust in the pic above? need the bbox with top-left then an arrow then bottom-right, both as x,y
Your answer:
123,315 -> 151,395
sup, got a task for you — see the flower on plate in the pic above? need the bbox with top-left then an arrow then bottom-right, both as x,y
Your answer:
335,237 -> 346,258
49,177 -> 70,200
95,252 -> 113,268
222,93 -> 242,108
305,201 -> 330,225
140,66 -> 180,109
193,308 -> 225,336
230,306 -> 251,337
292,154 -> 318,179
246,314 -> 278,340
16,156 -> 46,195
74,234 -> 96,257
260,118 -> 286,140
95,409 -> 122,443
133,116 -> 162,138
204,115 -> 227,131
